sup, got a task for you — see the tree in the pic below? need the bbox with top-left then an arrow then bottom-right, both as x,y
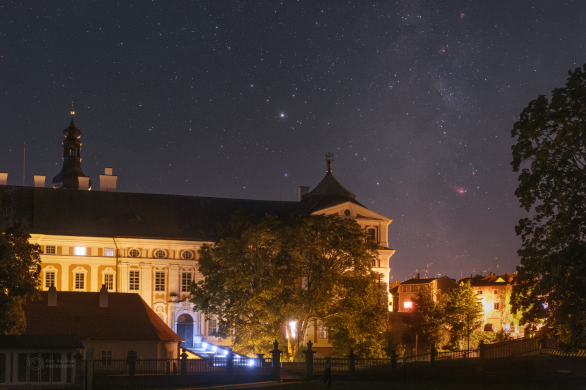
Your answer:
445,281 -> 483,351
0,226 -> 42,334
511,65 -> 586,348
402,285 -> 448,352
190,212 -> 386,358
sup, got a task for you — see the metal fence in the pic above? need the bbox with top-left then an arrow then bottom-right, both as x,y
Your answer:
482,337 -> 540,358
93,356 -> 273,377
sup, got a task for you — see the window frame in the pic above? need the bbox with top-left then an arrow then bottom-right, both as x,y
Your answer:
45,245 -> 56,255
208,318 -> 218,336
154,249 -> 167,259
181,272 -> 193,292
317,321 -> 328,339
154,271 -> 166,292
128,248 -> 140,258
129,270 -> 140,291
45,271 -> 56,289
101,351 -> 112,365
75,247 -> 86,256
181,250 -> 194,260
74,273 -> 86,291
104,248 -> 115,257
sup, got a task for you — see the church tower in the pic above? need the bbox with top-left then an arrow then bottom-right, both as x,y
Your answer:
52,109 -> 92,190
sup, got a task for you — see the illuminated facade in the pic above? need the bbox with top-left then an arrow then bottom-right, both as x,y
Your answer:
0,116 -> 395,355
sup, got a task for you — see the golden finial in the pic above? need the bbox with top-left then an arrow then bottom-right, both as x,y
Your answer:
325,152 -> 334,172
70,101 -> 75,116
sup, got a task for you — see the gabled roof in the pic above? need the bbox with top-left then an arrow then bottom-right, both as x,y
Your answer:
301,168 -> 366,212
459,274 -> 516,287
0,334 -> 83,350
400,278 -> 438,286
24,291 -> 183,342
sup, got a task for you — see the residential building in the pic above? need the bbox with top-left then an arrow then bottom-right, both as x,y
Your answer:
459,272 -> 517,332
396,274 -> 458,313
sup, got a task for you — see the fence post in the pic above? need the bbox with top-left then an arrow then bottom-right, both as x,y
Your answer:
479,340 -> 485,360
173,361 -> 177,376
85,339 -> 94,390
180,348 -> 188,375
270,340 -> 282,381
74,351 -> 83,386
304,340 -> 315,380
430,344 -> 436,366
348,347 -> 356,373
391,350 -> 397,372
166,360 -> 170,376
127,350 -> 137,378
256,353 -> 264,369
227,348 -> 234,374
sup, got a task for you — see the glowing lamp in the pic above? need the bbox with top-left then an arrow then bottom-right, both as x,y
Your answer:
404,301 -> 413,309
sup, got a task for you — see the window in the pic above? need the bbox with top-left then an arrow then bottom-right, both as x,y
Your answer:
494,290 -> 498,295
155,272 -> 165,291
129,249 -> 140,258
45,272 -> 55,288
343,209 -> 351,217
181,273 -> 192,292
104,274 -> 114,290
318,321 -> 328,339
104,248 -> 114,257
494,302 -> 500,310
154,249 -> 166,258
401,286 -> 407,292
75,247 -> 86,256
208,318 -> 217,335
404,301 -> 413,309
371,259 -> 380,268
181,251 -> 193,260
101,351 -> 112,365
477,290 -> 483,295
367,228 -> 376,241
45,245 -> 56,255
129,271 -> 140,291
75,273 -> 85,290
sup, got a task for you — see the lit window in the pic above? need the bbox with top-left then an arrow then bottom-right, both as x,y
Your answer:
155,272 -> 165,291
154,249 -> 166,259
129,249 -> 140,258
104,274 -> 114,290
477,290 -> 483,295
75,247 -> 86,256
318,321 -> 328,339
101,351 -> 112,365
182,251 -> 193,260
104,248 -> 114,257
404,301 -> 413,309
181,273 -> 192,292
45,272 -> 55,288
45,245 -> 56,255
129,271 -> 140,291
208,318 -> 217,335
494,302 -> 500,310
494,290 -> 498,295
75,273 -> 85,290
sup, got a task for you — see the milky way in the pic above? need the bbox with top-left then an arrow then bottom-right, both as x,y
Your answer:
1,1 -> 584,280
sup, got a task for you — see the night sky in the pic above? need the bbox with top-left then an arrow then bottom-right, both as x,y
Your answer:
1,1 -> 584,281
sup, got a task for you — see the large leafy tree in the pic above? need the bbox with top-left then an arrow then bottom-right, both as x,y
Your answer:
0,226 -> 42,334
191,212 -> 386,358
445,281 -> 483,351
402,285 -> 449,351
511,65 -> 586,348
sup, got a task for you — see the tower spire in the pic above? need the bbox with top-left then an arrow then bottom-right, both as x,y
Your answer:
325,152 -> 334,172
70,101 -> 76,126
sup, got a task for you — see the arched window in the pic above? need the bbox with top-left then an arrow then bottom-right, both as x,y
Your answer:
177,314 -> 194,323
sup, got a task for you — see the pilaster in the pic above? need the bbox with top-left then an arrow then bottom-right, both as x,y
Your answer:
140,262 -> 153,307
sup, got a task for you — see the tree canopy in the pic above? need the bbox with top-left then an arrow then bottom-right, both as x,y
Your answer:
190,212 -> 387,358
511,65 -> 586,348
0,226 -> 42,334
445,281 -> 483,350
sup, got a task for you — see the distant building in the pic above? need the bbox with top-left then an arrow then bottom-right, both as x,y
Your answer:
395,274 -> 458,313
459,273 -> 517,332
23,287 -> 183,360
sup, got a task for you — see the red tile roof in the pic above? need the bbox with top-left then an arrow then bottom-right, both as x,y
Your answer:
24,291 -> 183,342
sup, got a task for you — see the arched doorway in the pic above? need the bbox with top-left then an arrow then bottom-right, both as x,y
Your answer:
176,314 -> 194,348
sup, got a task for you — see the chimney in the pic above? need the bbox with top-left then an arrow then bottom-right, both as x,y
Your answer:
48,285 -> 57,306
0,172 -> 7,185
78,177 -> 91,191
99,167 -> 118,192
33,174 -> 46,188
415,271 -> 420,279
99,284 -> 108,308
298,186 -> 309,201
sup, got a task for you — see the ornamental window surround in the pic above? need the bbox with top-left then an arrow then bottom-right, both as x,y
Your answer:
44,266 -> 58,290
181,250 -> 194,260
129,270 -> 140,291
181,272 -> 192,292
155,271 -> 166,291
154,249 -> 167,259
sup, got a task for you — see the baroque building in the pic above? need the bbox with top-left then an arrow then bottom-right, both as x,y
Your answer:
0,115 -> 395,355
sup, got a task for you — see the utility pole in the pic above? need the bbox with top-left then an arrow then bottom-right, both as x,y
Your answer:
22,142 -> 26,186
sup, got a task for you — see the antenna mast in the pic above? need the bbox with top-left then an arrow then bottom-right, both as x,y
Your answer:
22,142 -> 26,186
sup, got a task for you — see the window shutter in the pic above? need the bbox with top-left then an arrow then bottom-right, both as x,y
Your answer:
87,248 -> 92,256
98,248 -> 103,256
69,247 -> 74,255
57,246 -> 62,255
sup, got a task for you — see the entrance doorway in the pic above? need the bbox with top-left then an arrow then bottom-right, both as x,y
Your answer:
176,314 -> 194,348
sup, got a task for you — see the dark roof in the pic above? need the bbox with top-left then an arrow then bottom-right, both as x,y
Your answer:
400,278 -> 438,286
308,171 -> 356,197
0,186 -> 305,241
301,170 -> 365,210
24,291 -> 183,342
459,274 -> 515,287
0,334 -> 83,350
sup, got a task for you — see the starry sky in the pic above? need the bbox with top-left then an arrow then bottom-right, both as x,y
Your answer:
1,1 -> 584,281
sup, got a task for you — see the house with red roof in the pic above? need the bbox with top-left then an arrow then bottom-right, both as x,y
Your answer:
23,286 -> 183,361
